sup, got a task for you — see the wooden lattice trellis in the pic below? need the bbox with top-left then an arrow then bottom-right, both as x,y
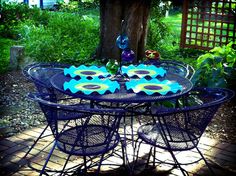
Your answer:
180,0 -> 236,50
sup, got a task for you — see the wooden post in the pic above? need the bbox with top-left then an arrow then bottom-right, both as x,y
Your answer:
10,46 -> 25,70
180,0 -> 188,49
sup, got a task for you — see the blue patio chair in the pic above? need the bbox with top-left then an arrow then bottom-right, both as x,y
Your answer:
28,93 -> 125,176
135,87 -> 234,176
22,62 -> 84,159
135,59 -> 195,116
22,62 -> 71,101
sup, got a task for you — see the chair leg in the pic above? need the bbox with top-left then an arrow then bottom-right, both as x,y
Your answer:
196,146 -> 215,176
153,147 -> 156,167
23,124 -> 50,159
167,149 -> 189,176
95,153 -> 106,176
121,139 -> 127,167
129,137 -> 143,175
146,147 -> 153,169
60,154 -> 72,176
83,155 -> 87,174
40,141 -> 57,176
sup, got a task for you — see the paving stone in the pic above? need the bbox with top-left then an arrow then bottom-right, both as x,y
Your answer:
4,136 -> 23,145
216,153 -> 236,163
1,125 -> 236,176
225,144 -> 236,153
198,143 -> 212,151
11,172 -> 24,176
13,149 -> 32,158
30,125 -> 47,133
0,139 -> 18,148
0,144 -> 9,152
0,162 -> 21,174
215,142 -> 230,150
199,136 -> 218,146
22,129 -> 45,138
17,169 -> 40,176
5,144 -> 28,155
15,133 -> 35,141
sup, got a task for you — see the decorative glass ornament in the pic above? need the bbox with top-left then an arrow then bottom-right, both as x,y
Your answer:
106,59 -> 119,74
116,35 -> 129,49
121,49 -> 135,63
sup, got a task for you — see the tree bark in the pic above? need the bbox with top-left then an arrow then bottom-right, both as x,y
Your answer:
96,0 -> 151,63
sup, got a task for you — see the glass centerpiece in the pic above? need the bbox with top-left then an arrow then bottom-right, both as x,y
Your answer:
107,20 -> 135,82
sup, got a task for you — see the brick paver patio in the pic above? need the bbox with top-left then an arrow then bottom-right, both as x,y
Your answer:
0,124 -> 236,176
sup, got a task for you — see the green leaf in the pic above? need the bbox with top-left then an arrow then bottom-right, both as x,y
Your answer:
210,46 -> 222,54
161,101 -> 176,108
214,56 -> 223,64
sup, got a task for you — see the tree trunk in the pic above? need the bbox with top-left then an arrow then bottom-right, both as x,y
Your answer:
96,0 -> 151,63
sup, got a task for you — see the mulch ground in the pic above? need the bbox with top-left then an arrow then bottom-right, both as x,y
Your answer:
0,70 -> 236,143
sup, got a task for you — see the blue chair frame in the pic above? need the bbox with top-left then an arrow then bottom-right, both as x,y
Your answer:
29,93 -> 126,176
22,62 -> 84,159
135,87 -> 234,176
22,62 -> 71,100
145,59 -> 195,80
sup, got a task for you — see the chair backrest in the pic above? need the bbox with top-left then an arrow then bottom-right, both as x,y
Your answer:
150,87 -> 234,150
29,93 -> 125,156
145,60 -> 195,80
23,62 -> 70,101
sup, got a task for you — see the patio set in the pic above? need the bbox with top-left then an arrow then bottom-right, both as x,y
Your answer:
19,30 -> 234,176
21,57 -> 234,176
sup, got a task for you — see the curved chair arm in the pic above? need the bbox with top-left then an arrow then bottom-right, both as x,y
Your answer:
151,87 -> 234,116
144,59 -> 195,80
22,62 -> 41,81
28,92 -> 126,115
23,62 -> 70,88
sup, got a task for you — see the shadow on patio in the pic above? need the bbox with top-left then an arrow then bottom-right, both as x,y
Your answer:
0,123 -> 236,176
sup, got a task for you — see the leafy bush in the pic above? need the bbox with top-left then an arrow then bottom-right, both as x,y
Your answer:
0,37 -> 13,73
147,0 -> 169,52
55,0 -> 99,12
192,42 -> 236,88
18,12 -> 99,65
0,2 -> 50,38
78,0 -> 99,9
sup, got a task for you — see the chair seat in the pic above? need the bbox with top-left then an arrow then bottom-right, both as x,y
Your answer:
138,124 -> 199,151
57,125 -> 120,156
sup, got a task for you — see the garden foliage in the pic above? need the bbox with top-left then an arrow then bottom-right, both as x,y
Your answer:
0,2 -> 47,39
192,42 -> 236,88
0,2 -> 99,71
0,37 -> 13,73
1,1 -> 235,89
19,12 -> 99,64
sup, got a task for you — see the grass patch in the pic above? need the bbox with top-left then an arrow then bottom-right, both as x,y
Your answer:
147,12 -> 204,67
0,37 -> 14,73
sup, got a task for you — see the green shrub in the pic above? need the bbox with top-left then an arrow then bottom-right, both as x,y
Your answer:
56,0 -> 99,13
147,0 -> 170,53
192,42 -> 236,88
0,2 -> 51,39
18,12 -> 99,65
0,37 -> 13,73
